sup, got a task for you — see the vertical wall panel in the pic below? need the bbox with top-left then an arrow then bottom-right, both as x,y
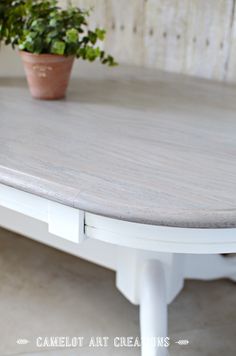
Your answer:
185,0 -> 234,80
105,0 -> 145,65
58,0 -> 67,7
144,0 -> 190,73
226,2 -> 236,82
73,0 -> 107,30
144,0 -> 234,81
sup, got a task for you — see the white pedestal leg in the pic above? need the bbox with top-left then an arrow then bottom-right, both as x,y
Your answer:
140,260 -> 168,356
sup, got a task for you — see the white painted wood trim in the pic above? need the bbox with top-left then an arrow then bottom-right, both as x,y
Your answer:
184,254 -> 236,281
0,184 -> 86,243
0,183 -> 48,222
0,197 -> 235,305
0,182 -> 235,356
48,201 -> 85,244
85,213 -> 236,254
1,183 -> 236,253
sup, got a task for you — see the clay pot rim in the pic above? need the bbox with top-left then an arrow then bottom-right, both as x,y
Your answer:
19,50 -> 75,60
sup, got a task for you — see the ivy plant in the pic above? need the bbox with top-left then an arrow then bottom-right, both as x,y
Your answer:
0,1 -> 26,44
1,0 -> 117,66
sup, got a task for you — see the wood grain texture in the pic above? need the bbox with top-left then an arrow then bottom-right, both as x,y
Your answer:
1,62 -> 236,228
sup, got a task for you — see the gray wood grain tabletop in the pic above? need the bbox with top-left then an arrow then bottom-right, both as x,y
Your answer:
0,62 -> 236,228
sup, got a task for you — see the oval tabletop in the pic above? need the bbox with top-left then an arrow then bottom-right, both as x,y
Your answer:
0,62 -> 236,229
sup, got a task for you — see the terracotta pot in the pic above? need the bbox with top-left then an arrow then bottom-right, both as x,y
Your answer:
19,51 -> 75,100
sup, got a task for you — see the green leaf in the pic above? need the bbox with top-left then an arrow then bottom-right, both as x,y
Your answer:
95,28 -> 106,41
47,30 -> 58,39
51,40 -> 66,55
1,0 -> 117,67
88,30 -> 97,45
31,19 -> 45,33
49,18 -> 57,27
66,28 -> 78,43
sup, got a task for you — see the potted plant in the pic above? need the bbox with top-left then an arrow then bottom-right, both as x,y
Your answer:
1,0 -> 116,100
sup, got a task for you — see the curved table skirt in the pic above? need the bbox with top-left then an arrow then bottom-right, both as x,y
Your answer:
0,184 -> 236,356
86,213 -> 236,254
1,183 -> 236,254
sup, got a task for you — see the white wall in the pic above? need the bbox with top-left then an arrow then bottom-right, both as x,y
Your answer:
0,46 -> 23,76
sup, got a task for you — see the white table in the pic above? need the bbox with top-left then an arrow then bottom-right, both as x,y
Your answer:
0,63 -> 236,355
